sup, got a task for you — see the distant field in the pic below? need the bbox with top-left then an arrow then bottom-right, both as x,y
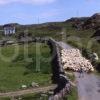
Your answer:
0,43 -> 52,92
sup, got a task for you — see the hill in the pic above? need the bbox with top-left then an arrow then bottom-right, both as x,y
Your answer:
0,13 -> 99,58
83,13 -> 100,29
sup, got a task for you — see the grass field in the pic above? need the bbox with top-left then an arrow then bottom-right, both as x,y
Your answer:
0,43 -> 52,92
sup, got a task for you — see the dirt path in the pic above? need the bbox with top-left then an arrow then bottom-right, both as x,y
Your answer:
0,85 -> 56,97
57,41 -> 100,100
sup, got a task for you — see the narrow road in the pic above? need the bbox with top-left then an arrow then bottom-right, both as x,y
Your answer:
57,42 -> 73,49
0,85 -> 56,97
75,73 -> 100,100
57,41 -> 100,100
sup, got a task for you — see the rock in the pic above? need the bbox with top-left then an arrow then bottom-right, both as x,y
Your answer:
31,82 -> 39,88
93,53 -> 99,61
21,85 -> 27,89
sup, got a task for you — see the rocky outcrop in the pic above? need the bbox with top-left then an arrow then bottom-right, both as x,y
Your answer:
66,13 -> 100,30
83,13 -> 100,29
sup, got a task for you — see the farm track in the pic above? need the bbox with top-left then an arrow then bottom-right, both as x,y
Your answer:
75,73 -> 100,100
0,85 -> 56,97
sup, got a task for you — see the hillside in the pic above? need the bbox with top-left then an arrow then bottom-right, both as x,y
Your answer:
0,13 -> 99,59
1,13 -> 100,38
83,13 -> 100,29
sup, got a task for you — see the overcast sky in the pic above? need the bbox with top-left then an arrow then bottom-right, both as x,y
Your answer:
0,0 -> 100,24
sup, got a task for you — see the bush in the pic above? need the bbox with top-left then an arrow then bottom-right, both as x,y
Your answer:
96,62 -> 100,72
82,47 -> 93,59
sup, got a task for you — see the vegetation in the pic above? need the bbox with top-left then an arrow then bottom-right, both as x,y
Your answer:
0,92 -> 51,100
20,93 -> 50,100
66,72 -> 78,100
0,43 -> 52,92
67,87 -> 78,100
65,25 -> 100,69
0,97 -> 10,100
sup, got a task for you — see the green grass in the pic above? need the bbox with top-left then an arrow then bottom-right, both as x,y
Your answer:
67,73 -> 75,82
0,43 -> 52,92
0,97 -> 10,100
66,72 -> 78,100
20,93 -> 49,100
66,87 -> 78,100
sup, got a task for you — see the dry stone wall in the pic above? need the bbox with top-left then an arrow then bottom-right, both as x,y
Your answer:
48,38 -> 71,100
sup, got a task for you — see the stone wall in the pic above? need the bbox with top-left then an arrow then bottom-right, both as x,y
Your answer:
47,38 -> 71,100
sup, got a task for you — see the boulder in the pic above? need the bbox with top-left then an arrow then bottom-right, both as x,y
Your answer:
31,82 -> 39,88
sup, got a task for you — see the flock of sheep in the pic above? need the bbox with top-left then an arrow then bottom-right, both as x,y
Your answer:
61,49 -> 94,72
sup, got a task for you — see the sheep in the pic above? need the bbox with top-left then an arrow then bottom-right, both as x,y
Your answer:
61,48 -> 94,72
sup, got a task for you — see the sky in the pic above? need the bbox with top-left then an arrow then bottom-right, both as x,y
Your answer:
0,0 -> 100,24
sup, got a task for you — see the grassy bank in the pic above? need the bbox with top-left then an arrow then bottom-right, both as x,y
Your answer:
67,87 -> 78,100
68,74 -> 78,100
0,43 -> 52,92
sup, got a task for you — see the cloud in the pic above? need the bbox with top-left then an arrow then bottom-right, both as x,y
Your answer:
0,0 -> 56,5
